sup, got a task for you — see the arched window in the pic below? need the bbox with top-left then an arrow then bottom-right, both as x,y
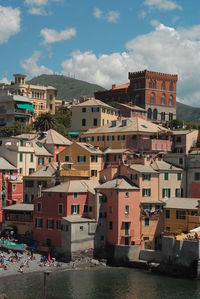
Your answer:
161,81 -> 165,90
150,93 -> 155,104
147,108 -> 152,119
169,96 -> 173,106
153,109 -> 158,120
153,80 -> 156,89
161,112 -> 165,121
149,81 -> 153,88
161,95 -> 165,105
170,82 -> 173,91
169,113 -> 173,121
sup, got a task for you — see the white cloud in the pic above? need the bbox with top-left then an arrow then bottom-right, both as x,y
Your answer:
0,5 -> 21,44
28,7 -> 49,15
0,77 -> 10,84
24,0 -> 48,5
40,27 -> 76,44
144,0 -> 182,11
21,51 -> 53,78
93,7 -> 120,23
61,23 -> 200,107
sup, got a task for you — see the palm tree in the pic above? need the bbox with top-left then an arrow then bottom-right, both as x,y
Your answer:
34,113 -> 56,132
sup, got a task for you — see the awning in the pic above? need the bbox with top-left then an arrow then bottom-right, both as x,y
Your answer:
68,131 -> 79,136
16,103 -> 34,111
190,227 -> 200,233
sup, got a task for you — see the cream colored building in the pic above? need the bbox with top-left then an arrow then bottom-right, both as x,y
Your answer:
71,98 -> 118,132
0,74 -> 57,119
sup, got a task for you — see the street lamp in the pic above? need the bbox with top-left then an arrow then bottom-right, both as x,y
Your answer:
43,270 -> 50,299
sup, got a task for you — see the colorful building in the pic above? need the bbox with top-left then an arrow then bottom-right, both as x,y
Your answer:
79,117 -> 172,152
59,142 -> 103,181
71,98 -> 118,132
115,103 -> 147,119
95,70 -> 178,122
96,177 -> 140,246
172,130 -> 198,154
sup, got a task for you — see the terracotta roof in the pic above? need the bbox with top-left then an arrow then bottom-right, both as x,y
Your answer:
38,129 -> 72,145
112,83 -> 130,90
73,98 -> 117,110
0,157 -> 16,170
118,103 -> 146,112
43,180 -> 97,194
82,117 -> 168,135
164,197 -> 199,210
33,142 -> 53,156
28,162 -> 58,178
76,142 -> 102,154
96,177 -> 139,190
151,160 -> 182,172
129,164 -> 157,174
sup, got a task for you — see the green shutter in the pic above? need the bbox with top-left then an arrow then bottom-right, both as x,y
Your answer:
142,189 -> 145,196
71,205 -> 74,214
77,205 -> 80,214
162,189 -> 165,198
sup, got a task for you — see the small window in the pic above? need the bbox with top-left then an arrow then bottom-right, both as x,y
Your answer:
82,107 -> 86,112
19,153 -> 23,162
80,226 -> 83,231
145,218 -> 149,226
74,193 -> 78,199
179,158 -> 183,165
164,173 -> 169,181
165,209 -> 170,219
12,184 -> 16,192
125,191 -> 129,198
89,206 -> 92,212
65,156 -> 70,162
58,204 -> 63,215
109,206 -> 112,213
30,153 -> 34,162
82,119 -> 86,126
109,221 -> 113,230
37,202 -> 42,212
59,193 -> 63,198
177,173 -> 182,181
125,205 -> 129,215
83,205 -> 88,213
56,220 -> 61,230
93,118 -> 98,126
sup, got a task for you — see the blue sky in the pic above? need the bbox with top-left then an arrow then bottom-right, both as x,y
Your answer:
1,0 -> 200,106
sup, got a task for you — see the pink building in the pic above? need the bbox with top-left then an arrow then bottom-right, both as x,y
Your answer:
33,180 -> 96,251
96,177 -> 140,246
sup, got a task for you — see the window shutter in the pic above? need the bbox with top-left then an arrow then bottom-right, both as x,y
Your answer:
78,156 -> 80,162
71,205 -> 74,214
77,205 -> 80,214
46,219 -> 48,228
162,189 -> 165,198
142,189 -> 145,196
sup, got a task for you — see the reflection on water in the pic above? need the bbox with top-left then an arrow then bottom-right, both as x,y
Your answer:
0,268 -> 200,299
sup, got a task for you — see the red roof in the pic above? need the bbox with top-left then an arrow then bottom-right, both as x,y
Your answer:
112,83 -> 130,90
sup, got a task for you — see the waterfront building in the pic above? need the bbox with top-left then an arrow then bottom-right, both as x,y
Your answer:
33,180 -> 97,252
23,162 -> 58,203
164,197 -> 200,233
0,157 -> 23,222
71,98 -> 119,132
95,177 -> 141,246
0,74 -> 57,119
79,117 -> 172,152
0,94 -> 34,126
95,70 -> 178,122
2,203 -> 33,236
59,142 -> 103,181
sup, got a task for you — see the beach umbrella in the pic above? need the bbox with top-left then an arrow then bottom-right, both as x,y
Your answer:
190,226 -> 200,233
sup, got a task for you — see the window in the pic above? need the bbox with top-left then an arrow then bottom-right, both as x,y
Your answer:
176,210 -> 185,220
10,170 -> 14,175
165,210 -> 170,219
19,153 -> 23,162
82,107 -> 86,112
56,154 -> 59,162
91,155 -> 98,163
25,180 -> 34,187
109,206 -> 112,213
91,170 -> 97,177
130,174 -> 138,180
37,202 -> 42,212
153,109 -> 158,120
29,168 -> 34,175
161,82 -> 165,90
169,82 -> 173,91
80,226 -> 83,231
92,107 -> 99,112
179,158 -> 183,165
161,95 -> 165,105
162,188 -> 171,198
78,156 -> 86,163
35,218 -> 43,228
73,193 -> 78,199
83,205 -> 88,213
145,218 -> 149,226
164,173 -> 169,180
125,191 -> 130,198
175,188 -> 183,197
65,156 -> 70,162
58,204 -> 63,215
46,219 -> 54,229
147,108 -> 152,120
89,206 -> 92,212
142,189 -> 151,197
109,191 -> 112,197
161,112 -> 165,121
142,174 -> 151,181
12,184 -> 16,192
125,205 -> 129,215
195,172 -> 200,181
169,96 -> 173,106
101,236 -> 104,241
169,113 -> 173,121
56,220 -> 61,230
93,118 -> 98,126
150,93 -> 155,104
71,205 -> 80,214
132,135 -> 137,140
177,173 -> 182,181
82,119 -> 86,126
109,221 -> 113,230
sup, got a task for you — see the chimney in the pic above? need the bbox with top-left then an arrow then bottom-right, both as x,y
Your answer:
112,84 -> 116,90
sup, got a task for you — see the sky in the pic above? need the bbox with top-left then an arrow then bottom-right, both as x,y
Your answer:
0,0 -> 200,106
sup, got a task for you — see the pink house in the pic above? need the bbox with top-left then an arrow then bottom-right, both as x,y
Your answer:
96,177 -> 140,246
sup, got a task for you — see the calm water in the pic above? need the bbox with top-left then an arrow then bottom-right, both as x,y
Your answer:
0,268 -> 200,299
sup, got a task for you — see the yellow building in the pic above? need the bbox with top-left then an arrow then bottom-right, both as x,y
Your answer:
0,74 -> 57,119
59,142 -> 103,181
71,98 -> 118,132
164,197 -> 200,233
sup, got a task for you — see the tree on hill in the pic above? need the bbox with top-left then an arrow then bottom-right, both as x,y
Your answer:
34,113 -> 56,132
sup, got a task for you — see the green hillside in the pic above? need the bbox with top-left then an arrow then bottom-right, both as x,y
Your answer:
28,74 -> 105,100
176,102 -> 200,122
28,74 -> 200,122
